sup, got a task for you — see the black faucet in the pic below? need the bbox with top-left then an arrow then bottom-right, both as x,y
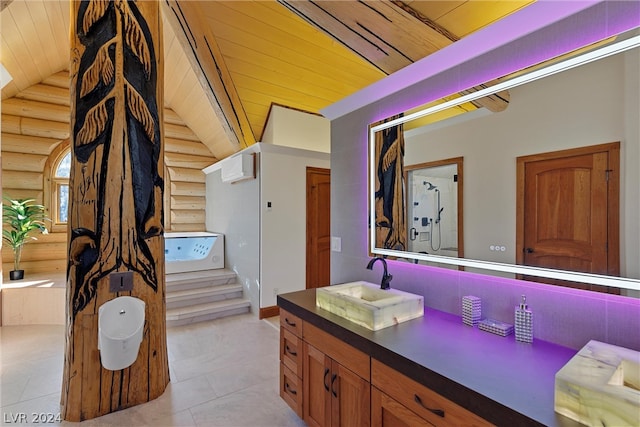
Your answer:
366,257 -> 392,290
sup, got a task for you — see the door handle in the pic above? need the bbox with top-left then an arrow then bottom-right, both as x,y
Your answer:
285,382 -> 297,395
410,227 -> 418,241
525,247 -> 534,253
285,345 -> 297,356
331,373 -> 338,397
323,368 -> 330,392
414,394 -> 445,417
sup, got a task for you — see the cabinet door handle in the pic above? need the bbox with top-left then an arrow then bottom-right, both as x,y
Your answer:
285,344 -> 297,356
284,318 -> 296,327
414,394 -> 445,417
331,373 -> 338,398
285,382 -> 297,396
323,368 -> 330,392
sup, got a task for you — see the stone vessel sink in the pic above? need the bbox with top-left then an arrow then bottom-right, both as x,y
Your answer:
555,340 -> 640,426
315,281 -> 424,331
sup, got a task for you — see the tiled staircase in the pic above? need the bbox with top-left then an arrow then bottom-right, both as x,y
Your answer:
166,269 -> 250,327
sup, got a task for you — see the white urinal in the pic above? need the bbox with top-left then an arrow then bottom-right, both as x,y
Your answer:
98,296 -> 145,371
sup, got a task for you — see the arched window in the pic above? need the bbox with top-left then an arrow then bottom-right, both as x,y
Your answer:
44,140 -> 71,232
53,149 -> 71,224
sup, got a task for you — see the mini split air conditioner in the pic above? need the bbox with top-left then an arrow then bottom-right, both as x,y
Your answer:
221,153 -> 254,183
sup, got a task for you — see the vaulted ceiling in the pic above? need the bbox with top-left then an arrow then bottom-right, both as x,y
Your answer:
1,0 -> 533,161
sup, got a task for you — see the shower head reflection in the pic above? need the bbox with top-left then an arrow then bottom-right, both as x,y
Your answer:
423,181 -> 437,191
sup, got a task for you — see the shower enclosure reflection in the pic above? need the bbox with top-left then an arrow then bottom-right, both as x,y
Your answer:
405,157 -> 463,258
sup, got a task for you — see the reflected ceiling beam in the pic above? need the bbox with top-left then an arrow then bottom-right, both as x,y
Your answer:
278,0 -> 508,113
162,1 -> 255,150
463,81 -> 510,113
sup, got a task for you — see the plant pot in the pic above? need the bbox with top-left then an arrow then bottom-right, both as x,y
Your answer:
9,270 -> 24,280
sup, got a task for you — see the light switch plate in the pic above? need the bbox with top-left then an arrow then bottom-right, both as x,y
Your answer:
331,237 -> 342,252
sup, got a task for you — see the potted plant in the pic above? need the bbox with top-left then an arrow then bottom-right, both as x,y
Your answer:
2,197 -> 49,280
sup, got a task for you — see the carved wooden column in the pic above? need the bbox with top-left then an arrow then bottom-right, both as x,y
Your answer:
61,0 -> 168,421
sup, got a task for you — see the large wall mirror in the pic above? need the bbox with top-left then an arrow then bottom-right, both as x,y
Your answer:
369,29 -> 640,293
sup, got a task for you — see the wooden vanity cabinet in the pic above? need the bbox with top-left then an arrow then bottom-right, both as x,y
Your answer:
280,306 -> 492,427
303,322 -> 370,427
279,309 -> 303,417
371,359 -> 493,427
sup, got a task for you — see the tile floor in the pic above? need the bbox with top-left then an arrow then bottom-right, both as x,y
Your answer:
0,314 -> 306,426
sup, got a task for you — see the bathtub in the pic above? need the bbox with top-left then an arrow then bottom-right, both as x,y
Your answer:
164,232 -> 224,274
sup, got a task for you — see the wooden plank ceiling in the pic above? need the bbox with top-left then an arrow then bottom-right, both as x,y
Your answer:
1,0 -> 532,161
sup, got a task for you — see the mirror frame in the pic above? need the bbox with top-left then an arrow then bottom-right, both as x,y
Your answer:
369,33 -> 640,292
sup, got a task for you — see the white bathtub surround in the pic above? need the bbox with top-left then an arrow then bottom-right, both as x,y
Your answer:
166,269 -> 250,327
164,231 -> 225,274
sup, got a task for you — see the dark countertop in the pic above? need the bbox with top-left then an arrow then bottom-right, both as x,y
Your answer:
278,289 -> 582,427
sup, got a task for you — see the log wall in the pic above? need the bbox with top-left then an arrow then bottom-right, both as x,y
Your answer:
1,71 -> 217,275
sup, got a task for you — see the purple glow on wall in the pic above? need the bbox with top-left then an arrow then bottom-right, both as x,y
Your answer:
382,259 -> 640,351
344,1 -> 640,351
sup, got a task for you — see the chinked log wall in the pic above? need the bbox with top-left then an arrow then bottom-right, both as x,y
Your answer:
1,70 -> 217,275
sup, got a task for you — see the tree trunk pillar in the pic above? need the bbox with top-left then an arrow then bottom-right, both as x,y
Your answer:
61,0 -> 168,421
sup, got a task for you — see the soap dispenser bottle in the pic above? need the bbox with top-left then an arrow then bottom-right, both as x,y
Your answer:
515,295 -> 533,343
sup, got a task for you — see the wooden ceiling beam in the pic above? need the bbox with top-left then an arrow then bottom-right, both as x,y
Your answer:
1,0 -> 13,12
162,1 -> 255,151
278,0 -> 508,113
278,0 -> 453,74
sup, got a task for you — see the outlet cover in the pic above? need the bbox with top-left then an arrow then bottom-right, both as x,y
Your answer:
109,271 -> 134,292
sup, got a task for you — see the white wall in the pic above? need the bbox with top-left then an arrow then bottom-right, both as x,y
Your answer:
623,46 -> 640,297
260,144 -> 330,307
205,146 -> 261,313
204,143 -> 330,313
404,50 -> 640,280
262,105 -> 330,153
206,106 -> 331,313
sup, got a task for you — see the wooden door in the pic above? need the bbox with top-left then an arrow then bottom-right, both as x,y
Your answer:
516,143 -> 619,292
303,343 -> 331,427
306,167 -> 331,289
331,361 -> 371,427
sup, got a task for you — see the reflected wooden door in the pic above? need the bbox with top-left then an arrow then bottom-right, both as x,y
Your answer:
306,167 -> 331,289
516,142 -> 619,293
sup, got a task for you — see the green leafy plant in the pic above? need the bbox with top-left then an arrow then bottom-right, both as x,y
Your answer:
2,197 -> 49,272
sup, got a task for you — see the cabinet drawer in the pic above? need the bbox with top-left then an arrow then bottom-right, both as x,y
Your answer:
280,327 -> 303,378
372,386 -> 434,427
280,362 -> 303,417
280,308 -> 303,336
303,322 -> 370,381
372,360 -> 493,427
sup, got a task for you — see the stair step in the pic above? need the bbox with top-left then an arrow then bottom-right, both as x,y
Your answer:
166,284 -> 244,309
166,269 -> 237,292
166,299 -> 251,328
